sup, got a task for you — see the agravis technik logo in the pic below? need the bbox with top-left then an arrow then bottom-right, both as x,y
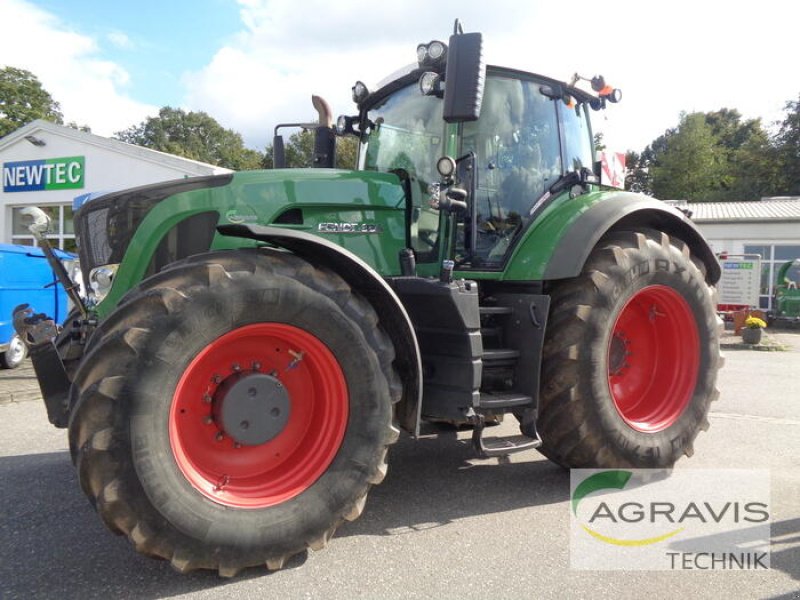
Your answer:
570,469 -> 771,570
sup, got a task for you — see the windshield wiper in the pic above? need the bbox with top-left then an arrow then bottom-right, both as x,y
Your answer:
549,167 -> 598,196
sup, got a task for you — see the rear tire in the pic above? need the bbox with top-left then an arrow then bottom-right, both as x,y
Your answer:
67,249 -> 400,575
537,231 -> 720,468
0,334 -> 27,369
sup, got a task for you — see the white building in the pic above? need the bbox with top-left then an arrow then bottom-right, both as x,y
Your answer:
0,120 -> 232,251
683,199 -> 800,309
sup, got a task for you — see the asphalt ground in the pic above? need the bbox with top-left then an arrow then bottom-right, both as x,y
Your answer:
1,331 -> 798,600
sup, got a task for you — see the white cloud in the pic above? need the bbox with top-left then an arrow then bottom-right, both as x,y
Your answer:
183,0 -> 800,153
0,0 -> 156,136
107,31 -> 134,50
183,0 -> 546,150
5,0 -> 798,155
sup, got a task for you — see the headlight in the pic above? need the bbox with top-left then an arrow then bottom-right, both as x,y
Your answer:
60,258 -> 84,296
416,44 -> 428,63
419,71 -> 443,97
427,41 -> 446,61
416,40 -> 448,69
89,264 -> 120,302
60,258 -> 80,282
352,81 -> 369,104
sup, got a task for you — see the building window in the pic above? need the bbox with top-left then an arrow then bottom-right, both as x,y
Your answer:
744,244 -> 800,310
10,204 -> 77,252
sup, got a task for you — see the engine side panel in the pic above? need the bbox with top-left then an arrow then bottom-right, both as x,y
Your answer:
88,169 -> 408,316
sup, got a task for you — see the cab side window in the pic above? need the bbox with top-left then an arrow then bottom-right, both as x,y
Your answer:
560,101 -> 594,172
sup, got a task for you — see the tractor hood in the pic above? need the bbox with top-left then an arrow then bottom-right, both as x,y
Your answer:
75,169 -> 408,313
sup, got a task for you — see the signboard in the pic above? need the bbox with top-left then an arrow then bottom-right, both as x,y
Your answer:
718,254 -> 761,307
2,156 -> 85,192
599,151 -> 626,189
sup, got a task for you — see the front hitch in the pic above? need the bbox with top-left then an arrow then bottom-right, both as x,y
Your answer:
19,206 -> 88,318
13,305 -> 73,427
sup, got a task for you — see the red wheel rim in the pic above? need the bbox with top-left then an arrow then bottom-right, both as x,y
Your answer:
169,323 -> 348,508
607,285 -> 699,433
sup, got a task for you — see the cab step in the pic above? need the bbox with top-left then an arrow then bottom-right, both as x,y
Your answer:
479,305 -> 512,316
477,392 -> 533,410
482,348 -> 519,367
472,425 -> 542,458
472,405 -> 542,458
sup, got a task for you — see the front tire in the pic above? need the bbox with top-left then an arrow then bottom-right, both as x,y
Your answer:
67,250 -> 400,575
537,231 -> 721,468
0,334 -> 27,369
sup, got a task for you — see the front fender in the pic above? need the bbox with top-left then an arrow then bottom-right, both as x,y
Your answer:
218,224 -> 422,435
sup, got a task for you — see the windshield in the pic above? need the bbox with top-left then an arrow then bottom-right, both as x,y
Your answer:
362,84 -> 446,259
362,84 -> 445,180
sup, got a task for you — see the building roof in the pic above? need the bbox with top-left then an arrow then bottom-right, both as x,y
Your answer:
668,199 -> 800,223
0,120 -> 233,176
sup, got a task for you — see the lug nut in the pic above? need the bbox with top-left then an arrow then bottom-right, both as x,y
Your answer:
202,394 -> 212,404
204,416 -> 214,425
215,432 -> 224,442
232,363 -> 241,372
252,361 -> 261,371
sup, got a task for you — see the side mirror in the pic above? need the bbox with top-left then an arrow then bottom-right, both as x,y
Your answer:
273,134 -> 286,169
443,31 -> 485,123
313,127 -> 336,168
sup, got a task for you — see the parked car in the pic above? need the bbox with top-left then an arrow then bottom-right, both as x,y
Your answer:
0,243 -> 77,369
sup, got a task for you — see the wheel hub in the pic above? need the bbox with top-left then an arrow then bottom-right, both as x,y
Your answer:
213,372 -> 291,446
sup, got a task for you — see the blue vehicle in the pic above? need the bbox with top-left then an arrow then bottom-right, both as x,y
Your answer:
0,244 -> 76,368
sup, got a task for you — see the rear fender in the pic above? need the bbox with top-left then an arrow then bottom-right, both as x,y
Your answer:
540,192 -> 720,284
510,191 -> 721,285
218,224 -> 422,435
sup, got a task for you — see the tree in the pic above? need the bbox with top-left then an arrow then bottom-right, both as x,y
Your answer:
774,94 -> 800,195
0,67 -> 63,137
263,128 -> 359,170
634,107 -> 783,201
726,127 -> 781,200
115,107 -> 263,171
650,113 -> 724,201
624,150 -> 651,194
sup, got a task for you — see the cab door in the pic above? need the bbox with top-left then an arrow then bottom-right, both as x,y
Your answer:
456,72 -> 570,268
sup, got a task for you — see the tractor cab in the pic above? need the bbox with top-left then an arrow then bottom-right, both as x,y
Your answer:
343,21 -> 617,273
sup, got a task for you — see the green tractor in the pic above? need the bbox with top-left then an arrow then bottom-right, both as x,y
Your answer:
16,22 -> 721,576
769,258 -> 800,325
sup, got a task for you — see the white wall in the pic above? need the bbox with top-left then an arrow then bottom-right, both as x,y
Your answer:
0,126 -> 229,244
696,221 -> 800,255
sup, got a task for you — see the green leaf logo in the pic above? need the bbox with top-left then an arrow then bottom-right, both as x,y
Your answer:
572,470 -> 684,546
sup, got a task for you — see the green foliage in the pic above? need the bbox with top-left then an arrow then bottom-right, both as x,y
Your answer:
624,150 -> 650,194
0,67 -> 63,137
263,128 -> 359,170
115,107 -> 263,171
632,108 -> 787,202
263,129 -> 315,168
336,136 -> 359,169
775,94 -> 800,195
650,113 -> 724,201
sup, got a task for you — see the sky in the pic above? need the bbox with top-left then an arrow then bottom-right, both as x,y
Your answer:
2,0 -> 800,155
